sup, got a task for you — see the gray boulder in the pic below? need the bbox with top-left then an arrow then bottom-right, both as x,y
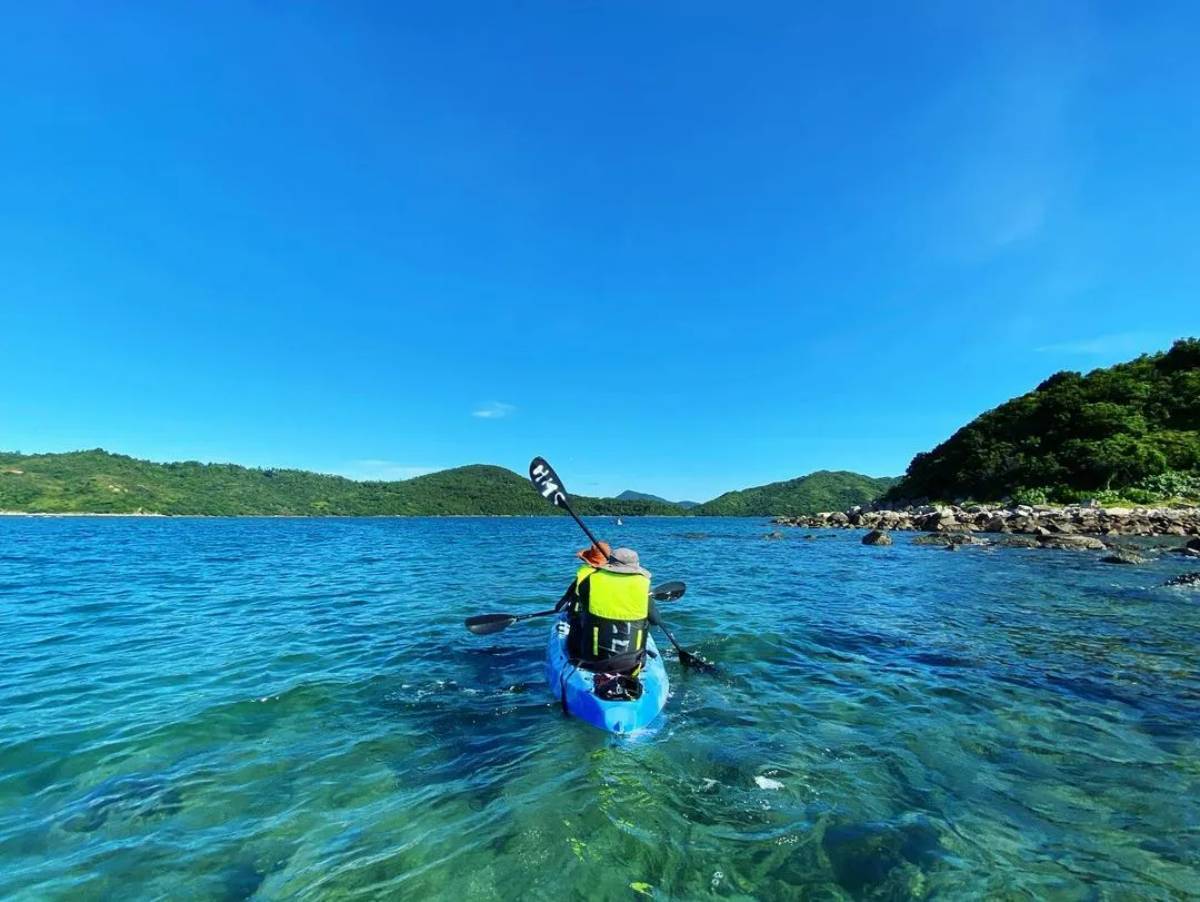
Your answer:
913,533 -> 954,546
862,530 -> 892,546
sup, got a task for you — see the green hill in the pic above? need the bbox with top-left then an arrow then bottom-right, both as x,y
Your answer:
616,489 -> 673,504
0,450 -> 903,517
0,450 -> 683,516
885,338 -> 1200,504
358,465 -> 554,516
692,471 -> 898,516
615,490 -> 699,509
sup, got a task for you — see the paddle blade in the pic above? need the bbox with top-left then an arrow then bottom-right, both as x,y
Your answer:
678,648 -> 717,672
651,580 -> 686,602
464,613 -> 518,635
529,457 -> 569,508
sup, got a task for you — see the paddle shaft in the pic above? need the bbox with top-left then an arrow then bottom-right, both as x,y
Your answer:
559,496 -> 610,561
655,621 -> 686,657
649,602 -> 711,669
514,607 -> 559,624
529,456 -> 611,561
466,585 -> 682,635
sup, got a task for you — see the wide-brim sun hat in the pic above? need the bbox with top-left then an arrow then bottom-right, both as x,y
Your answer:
598,547 -> 651,578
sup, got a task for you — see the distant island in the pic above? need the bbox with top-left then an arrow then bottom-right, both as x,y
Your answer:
0,451 -> 894,517
615,490 -> 699,509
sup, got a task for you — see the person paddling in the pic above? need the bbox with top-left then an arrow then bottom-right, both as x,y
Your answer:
465,456 -> 715,689
555,541 -> 659,676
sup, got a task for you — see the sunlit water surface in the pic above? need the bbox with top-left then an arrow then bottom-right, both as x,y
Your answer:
1,517 -> 1198,900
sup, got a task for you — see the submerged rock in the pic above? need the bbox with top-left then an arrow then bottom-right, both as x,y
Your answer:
912,533 -> 952,546
60,773 -> 185,833
1101,550 -> 1143,565
862,530 -> 892,546
822,816 -> 945,897
1164,572 -> 1200,588
912,533 -> 985,547
1038,535 -> 1106,551
995,536 -> 1040,548
763,531 -> 786,540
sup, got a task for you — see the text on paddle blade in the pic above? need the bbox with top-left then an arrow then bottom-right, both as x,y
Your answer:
530,462 -> 566,507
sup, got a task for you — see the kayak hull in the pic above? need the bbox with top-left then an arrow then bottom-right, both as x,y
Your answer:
545,614 -> 669,734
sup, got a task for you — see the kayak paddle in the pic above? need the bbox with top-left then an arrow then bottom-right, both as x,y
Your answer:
465,582 -> 687,636
529,456 -> 612,560
650,580 -> 687,602
651,617 -> 716,672
465,608 -> 559,636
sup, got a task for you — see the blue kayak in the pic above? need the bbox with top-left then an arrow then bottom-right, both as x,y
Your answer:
544,613 -> 670,734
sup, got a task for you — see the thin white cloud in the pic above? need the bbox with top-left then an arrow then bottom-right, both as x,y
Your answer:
911,4 -> 1097,261
342,460 -> 438,481
1036,332 -> 1166,356
473,401 -> 516,419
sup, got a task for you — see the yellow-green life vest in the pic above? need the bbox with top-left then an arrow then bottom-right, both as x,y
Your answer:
575,565 -> 650,620
571,565 -> 651,671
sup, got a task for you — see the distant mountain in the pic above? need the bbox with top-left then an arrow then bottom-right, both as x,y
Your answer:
692,471 -> 899,516
0,450 -> 685,517
885,338 -> 1200,504
615,490 -> 699,509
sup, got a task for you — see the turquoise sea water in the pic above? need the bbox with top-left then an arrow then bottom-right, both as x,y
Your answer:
1,516 -> 1198,900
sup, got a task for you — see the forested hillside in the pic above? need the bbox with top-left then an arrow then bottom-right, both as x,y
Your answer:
693,471 -> 898,516
0,451 -> 682,516
885,338 -> 1200,504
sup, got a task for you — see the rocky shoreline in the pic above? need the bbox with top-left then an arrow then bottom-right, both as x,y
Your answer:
774,503 -> 1200,538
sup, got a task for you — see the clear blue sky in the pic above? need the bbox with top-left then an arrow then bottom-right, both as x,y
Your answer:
2,3 -> 1197,501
